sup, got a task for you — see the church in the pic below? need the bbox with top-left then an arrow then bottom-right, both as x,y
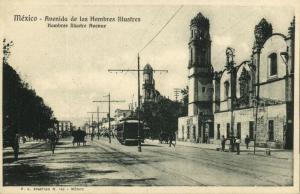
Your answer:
177,12 -> 295,149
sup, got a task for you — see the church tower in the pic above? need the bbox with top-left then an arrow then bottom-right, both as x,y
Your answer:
142,64 -> 156,103
188,13 -> 214,117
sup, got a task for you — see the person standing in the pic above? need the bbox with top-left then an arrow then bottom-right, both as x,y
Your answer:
245,135 -> 250,149
235,137 -> 241,155
221,135 -> 226,151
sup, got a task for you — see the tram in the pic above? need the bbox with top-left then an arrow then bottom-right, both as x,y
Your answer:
114,118 -> 143,145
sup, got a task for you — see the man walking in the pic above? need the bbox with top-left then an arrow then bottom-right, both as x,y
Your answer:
169,131 -> 176,147
235,136 -> 241,155
245,135 -> 250,149
221,135 -> 226,151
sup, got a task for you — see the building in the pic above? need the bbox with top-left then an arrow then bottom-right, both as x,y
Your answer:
178,13 -> 215,144
142,64 -> 162,103
114,109 -> 133,122
178,12 -> 295,149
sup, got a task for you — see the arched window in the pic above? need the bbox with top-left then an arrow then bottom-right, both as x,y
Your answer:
239,67 -> 250,99
268,53 -> 277,76
224,81 -> 230,99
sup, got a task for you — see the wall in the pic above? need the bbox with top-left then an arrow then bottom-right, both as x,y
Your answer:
259,35 -> 287,101
214,103 -> 286,148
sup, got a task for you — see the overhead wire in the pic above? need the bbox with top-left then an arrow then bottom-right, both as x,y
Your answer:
139,5 -> 184,54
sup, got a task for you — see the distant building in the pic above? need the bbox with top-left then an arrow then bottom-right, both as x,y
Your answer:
114,109 -> 133,122
178,12 -> 295,149
142,64 -> 162,103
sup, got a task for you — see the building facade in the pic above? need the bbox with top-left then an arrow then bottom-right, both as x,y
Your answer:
178,13 -> 215,144
178,12 -> 295,149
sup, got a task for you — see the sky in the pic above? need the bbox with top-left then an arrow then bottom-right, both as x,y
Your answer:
1,2 -> 295,126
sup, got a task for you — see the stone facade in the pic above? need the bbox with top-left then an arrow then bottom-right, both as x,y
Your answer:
178,13 -> 295,149
178,12 -> 214,143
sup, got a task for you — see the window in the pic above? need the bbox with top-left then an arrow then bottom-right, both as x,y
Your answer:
268,53 -> 277,76
190,48 -> 193,63
226,123 -> 230,138
209,123 -> 214,138
202,87 -> 206,93
217,124 -> 220,139
187,126 -> 190,139
239,67 -> 250,99
224,81 -> 230,98
249,121 -> 254,140
193,125 -> 196,140
182,126 -> 184,139
237,122 -> 241,138
268,120 -> 274,141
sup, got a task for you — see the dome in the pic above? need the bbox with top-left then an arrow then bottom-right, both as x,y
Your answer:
144,64 -> 153,70
190,12 -> 209,29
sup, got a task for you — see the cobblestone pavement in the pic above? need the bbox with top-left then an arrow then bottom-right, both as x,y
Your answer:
3,137 -> 293,186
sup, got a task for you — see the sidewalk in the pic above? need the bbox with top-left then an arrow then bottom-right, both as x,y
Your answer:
144,139 -> 293,160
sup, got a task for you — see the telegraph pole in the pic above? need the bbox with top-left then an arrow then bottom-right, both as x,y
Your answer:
173,88 -> 181,101
93,93 -> 125,143
87,112 -> 95,140
88,109 -> 108,140
108,54 -> 168,152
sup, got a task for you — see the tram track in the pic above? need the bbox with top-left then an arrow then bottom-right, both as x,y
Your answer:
93,140 -> 206,186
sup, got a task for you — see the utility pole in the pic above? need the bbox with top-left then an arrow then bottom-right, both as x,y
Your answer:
88,117 -> 91,135
108,54 -> 168,152
253,52 -> 261,155
87,112 -> 95,141
173,88 -> 181,101
88,109 -> 108,140
93,93 -> 125,143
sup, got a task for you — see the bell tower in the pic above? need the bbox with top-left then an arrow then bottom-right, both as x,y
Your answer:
188,12 -> 213,116
142,64 -> 155,103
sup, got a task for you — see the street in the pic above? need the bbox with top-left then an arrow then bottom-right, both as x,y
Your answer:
3,137 -> 293,186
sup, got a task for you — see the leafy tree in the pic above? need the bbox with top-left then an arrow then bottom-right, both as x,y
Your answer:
180,86 -> 189,116
3,39 -> 57,155
141,97 -> 183,139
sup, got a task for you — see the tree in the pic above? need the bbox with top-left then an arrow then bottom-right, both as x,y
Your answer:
3,39 -> 57,158
180,86 -> 189,116
141,97 -> 183,139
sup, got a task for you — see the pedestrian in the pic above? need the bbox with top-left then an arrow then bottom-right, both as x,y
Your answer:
221,135 -> 226,151
169,132 -> 176,147
78,127 -> 83,146
82,129 -> 87,146
245,135 -> 250,149
205,134 -> 209,144
48,129 -> 57,154
230,135 -> 235,152
91,131 -> 94,141
235,137 -> 241,155
72,130 -> 78,146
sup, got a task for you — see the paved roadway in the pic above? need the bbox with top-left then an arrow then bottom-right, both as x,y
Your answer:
3,137 -> 293,186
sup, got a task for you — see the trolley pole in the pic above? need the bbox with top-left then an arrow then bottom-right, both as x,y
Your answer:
108,54 -> 168,152
137,54 -> 141,152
